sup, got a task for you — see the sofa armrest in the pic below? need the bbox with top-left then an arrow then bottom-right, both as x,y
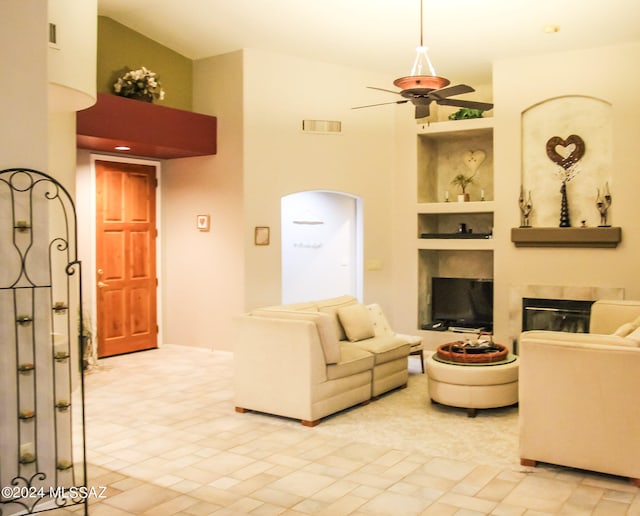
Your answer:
234,315 -> 328,421
250,309 -> 341,363
518,333 -> 640,479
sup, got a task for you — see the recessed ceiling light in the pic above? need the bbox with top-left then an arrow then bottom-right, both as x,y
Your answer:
543,24 -> 560,34
114,146 -> 131,151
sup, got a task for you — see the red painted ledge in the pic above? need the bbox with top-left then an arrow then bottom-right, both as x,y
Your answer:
76,93 -> 217,159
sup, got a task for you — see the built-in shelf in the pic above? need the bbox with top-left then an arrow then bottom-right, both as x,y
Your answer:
417,239 -> 494,251
76,93 -> 217,159
420,233 -> 493,239
417,201 -> 495,213
511,227 -> 621,248
417,117 -> 494,135
416,117 -> 496,332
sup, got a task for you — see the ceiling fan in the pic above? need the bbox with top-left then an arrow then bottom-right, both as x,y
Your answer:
353,0 -> 493,120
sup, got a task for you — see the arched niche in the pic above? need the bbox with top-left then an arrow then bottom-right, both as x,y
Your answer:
521,96 -> 612,227
281,190 -> 363,304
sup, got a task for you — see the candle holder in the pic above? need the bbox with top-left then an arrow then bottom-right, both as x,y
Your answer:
596,183 -> 612,227
518,187 -> 533,228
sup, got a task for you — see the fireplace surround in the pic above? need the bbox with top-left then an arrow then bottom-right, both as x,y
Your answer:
508,284 -> 625,342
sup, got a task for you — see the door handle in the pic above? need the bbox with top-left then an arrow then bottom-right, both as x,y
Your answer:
97,281 -> 106,288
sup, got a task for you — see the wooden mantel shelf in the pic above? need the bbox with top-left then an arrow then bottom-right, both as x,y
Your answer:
511,227 -> 621,248
76,93 -> 217,159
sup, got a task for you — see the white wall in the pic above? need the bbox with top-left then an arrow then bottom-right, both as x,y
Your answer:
159,48 -> 397,349
48,0 -> 97,112
0,0 -> 48,172
160,51 -> 245,351
242,48 -> 395,311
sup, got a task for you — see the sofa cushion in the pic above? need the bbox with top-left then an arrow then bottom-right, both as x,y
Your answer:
613,322 -> 636,337
338,303 -> 375,342
316,295 -> 358,341
366,303 -> 394,337
625,326 -> 640,345
250,309 -> 342,363
349,335 -> 410,364
326,343 -> 375,380
589,300 -> 640,334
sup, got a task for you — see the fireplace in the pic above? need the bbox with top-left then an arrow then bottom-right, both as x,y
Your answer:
507,285 -> 624,351
522,298 -> 595,333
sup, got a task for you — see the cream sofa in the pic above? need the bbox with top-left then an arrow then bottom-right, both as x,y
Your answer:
234,295 -> 411,426
518,299 -> 640,485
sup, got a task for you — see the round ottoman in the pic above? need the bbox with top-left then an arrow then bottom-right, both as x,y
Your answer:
425,353 -> 519,417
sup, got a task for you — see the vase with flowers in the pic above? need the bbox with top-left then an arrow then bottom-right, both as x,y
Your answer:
113,66 -> 166,103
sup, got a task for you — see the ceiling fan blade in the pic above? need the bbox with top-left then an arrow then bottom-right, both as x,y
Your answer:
352,100 -> 409,110
430,84 -> 475,99
436,98 -> 494,111
367,86 -> 401,95
415,104 -> 430,119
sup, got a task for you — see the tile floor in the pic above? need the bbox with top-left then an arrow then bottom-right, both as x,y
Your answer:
61,345 -> 639,515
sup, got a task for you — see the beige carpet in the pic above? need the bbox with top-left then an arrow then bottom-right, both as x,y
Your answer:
294,361 -> 520,469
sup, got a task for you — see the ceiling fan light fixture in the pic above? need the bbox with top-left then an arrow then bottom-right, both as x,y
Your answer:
354,0 -> 493,119
393,75 -> 450,90
410,45 -> 437,77
394,0 -> 450,90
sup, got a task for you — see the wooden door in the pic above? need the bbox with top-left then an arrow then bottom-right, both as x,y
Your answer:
96,160 -> 157,357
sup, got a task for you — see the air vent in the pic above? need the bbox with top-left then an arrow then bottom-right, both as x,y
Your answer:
302,120 -> 342,134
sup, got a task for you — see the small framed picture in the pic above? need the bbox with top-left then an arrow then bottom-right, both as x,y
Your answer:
254,226 -> 270,246
197,214 -> 210,232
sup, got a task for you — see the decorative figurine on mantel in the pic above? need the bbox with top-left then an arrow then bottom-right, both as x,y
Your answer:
518,186 -> 533,227
596,182 -> 612,227
545,134 -> 586,227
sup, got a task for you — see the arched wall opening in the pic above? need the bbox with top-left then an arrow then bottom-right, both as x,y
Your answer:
281,190 -> 363,304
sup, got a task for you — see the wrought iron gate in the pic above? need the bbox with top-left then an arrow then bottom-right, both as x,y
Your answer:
0,168 -> 87,515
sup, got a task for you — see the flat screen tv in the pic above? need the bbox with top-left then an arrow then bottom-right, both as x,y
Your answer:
431,277 -> 493,331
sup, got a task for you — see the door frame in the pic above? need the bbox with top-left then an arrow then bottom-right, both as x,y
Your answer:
88,154 -> 163,351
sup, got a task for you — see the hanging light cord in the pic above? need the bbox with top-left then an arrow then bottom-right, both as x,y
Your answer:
420,0 -> 424,47
410,0 -> 437,77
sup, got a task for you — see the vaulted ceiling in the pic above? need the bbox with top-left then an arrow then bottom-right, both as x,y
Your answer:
98,0 -> 640,85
